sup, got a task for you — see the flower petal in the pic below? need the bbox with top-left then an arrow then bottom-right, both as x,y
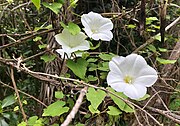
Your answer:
56,49 -> 71,59
55,32 -> 69,47
118,54 -> 147,76
109,56 -> 125,75
91,31 -> 113,41
81,11 -> 113,41
99,19 -> 113,31
71,40 -> 90,52
83,28 -> 93,38
134,66 -> 158,87
81,12 -> 102,30
55,29 -> 88,48
124,84 -> 147,99
107,71 -> 127,92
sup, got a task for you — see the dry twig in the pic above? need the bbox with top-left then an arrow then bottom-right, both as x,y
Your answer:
61,87 -> 88,126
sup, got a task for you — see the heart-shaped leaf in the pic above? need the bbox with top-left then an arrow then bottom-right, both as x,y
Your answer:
88,105 -> 100,114
42,2 -> 62,14
107,87 -> 126,111
42,101 -> 69,117
86,87 -> 106,110
67,58 -> 88,79
107,106 -> 122,115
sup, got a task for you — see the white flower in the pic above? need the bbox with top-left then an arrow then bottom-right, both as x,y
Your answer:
81,11 -> 113,41
55,29 -> 90,58
107,54 -> 158,100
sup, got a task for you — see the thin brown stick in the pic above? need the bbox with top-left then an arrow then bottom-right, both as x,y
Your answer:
146,106 -> 180,124
0,28 -> 58,51
10,67 -> 27,122
61,87 -> 88,126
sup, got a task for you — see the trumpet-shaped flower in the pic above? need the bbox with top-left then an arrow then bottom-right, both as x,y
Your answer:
81,11 -> 113,41
55,29 -> 90,58
107,54 -> 158,100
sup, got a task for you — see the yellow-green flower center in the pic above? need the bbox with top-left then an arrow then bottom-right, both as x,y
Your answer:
124,75 -> 133,84
92,29 -> 98,33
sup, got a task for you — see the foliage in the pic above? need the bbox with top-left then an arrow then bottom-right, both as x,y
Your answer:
0,0 -> 179,125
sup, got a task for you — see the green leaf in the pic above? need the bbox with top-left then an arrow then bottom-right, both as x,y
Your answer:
126,24 -> 136,29
28,116 -> 38,125
154,35 -> 161,41
99,53 -> 116,61
34,24 -> 52,31
60,22 -> 67,29
136,94 -> 150,101
55,91 -> 64,99
18,121 -> 27,126
67,58 -> 88,79
31,0 -> 41,10
23,100 -> 27,105
40,54 -> 56,62
14,106 -> 19,112
87,75 -> 98,82
69,0 -> 78,8
146,17 -> 158,25
158,47 -> 168,52
100,72 -> 107,79
154,35 -> 167,42
89,41 -> 101,50
76,123 -> 84,126
38,44 -> 47,49
86,87 -> 106,110
87,58 -> 98,63
107,87 -> 126,111
68,22 -> 81,35
25,117 -> 45,126
2,113 -> 10,119
147,44 -> 156,53
88,63 -> 97,71
67,97 -> 74,109
82,52 -> 90,59
0,118 -> 9,126
6,0 -> 13,4
107,87 -> 135,113
98,62 -> 109,71
42,101 -> 69,117
107,106 -> 122,115
60,22 -> 81,35
88,105 -> 100,114
42,2 -> 62,14
156,57 -> 176,64
170,98 -> 180,111
123,103 -> 135,113
33,36 -> 42,42
147,28 -> 156,32
151,25 -> 160,29
2,95 -> 16,108
52,124 -> 59,126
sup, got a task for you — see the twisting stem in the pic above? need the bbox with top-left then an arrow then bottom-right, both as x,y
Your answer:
10,67 -> 27,122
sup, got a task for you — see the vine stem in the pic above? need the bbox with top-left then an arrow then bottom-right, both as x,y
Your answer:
10,67 -> 27,122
